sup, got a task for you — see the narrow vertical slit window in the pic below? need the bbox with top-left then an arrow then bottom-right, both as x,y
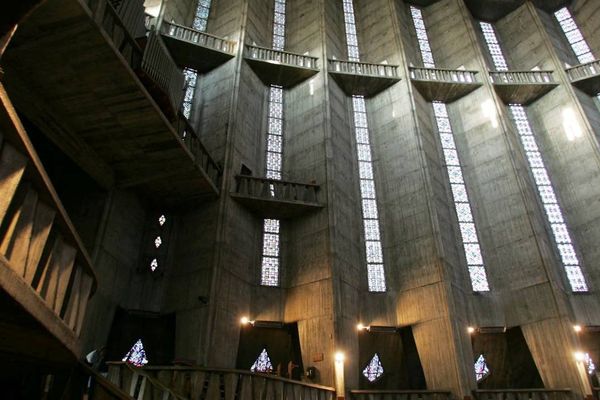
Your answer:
342,0 -> 387,292
410,6 -> 490,292
554,8 -> 600,99
260,1 -> 287,287
479,21 -> 588,292
183,0 -> 212,119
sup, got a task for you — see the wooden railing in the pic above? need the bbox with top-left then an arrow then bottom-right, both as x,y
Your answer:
83,0 -> 144,69
234,175 -> 320,204
107,0 -> 146,39
176,112 -> 221,187
106,363 -> 187,400
142,30 -> 185,115
489,70 -> 556,84
109,364 -> 336,400
0,86 -> 97,341
410,67 -> 478,83
566,59 -> 600,82
245,44 -> 319,69
473,389 -> 574,400
350,390 -> 452,400
160,20 -> 236,54
329,59 -> 399,78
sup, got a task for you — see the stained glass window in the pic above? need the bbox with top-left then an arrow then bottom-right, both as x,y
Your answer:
362,353 -> 384,382
122,339 -> 149,367
272,0 -> 286,51
158,215 -> 166,226
192,0 -> 212,31
260,0 -> 289,286
584,353 -> 596,375
555,8 -> 595,64
474,354 -> 489,382
250,348 -> 273,373
352,96 -> 387,292
411,7 -> 489,291
150,258 -> 158,271
342,0 -> 360,61
154,236 -> 162,248
479,22 -> 588,292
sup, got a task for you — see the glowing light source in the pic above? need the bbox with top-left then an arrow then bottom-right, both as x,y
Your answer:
240,316 -> 254,325
575,351 -> 586,361
335,351 -> 345,363
574,325 -> 582,332
468,326 -> 476,334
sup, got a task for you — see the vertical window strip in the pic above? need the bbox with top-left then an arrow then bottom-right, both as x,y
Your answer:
183,0 -> 212,118
261,86 -> 284,286
479,22 -> 588,292
192,0 -> 212,32
342,0 -> 360,61
272,0 -> 286,51
554,7 -> 595,65
410,7 -> 435,68
353,96 -> 386,292
554,8 -> 600,99
341,1 -> 386,291
509,105 -> 587,291
410,6 -> 490,291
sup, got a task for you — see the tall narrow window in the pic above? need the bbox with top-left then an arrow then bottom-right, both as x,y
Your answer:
342,0 -> 387,292
182,0 -> 213,119
554,8 -> 595,65
479,22 -> 588,292
554,8 -> 599,99
410,6 -> 489,291
260,1 -> 287,287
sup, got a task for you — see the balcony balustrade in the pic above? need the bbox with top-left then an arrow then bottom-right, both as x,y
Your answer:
328,59 -> 401,97
409,67 -> 481,102
350,390 -> 452,400
3,0 -> 220,205
160,20 -> 236,73
0,83 -> 97,361
566,59 -> 600,96
473,389 -> 574,400
231,175 -> 322,219
489,70 -> 558,105
245,44 -> 319,88
107,363 -> 337,400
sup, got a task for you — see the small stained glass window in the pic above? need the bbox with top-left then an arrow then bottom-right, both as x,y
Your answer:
362,353 -> 384,382
150,258 -> 158,272
158,215 -> 166,226
123,339 -> 149,367
474,354 -> 490,382
250,348 -> 273,373
154,236 -> 162,248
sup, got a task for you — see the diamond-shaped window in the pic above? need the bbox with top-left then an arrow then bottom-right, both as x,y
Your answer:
362,353 -> 384,382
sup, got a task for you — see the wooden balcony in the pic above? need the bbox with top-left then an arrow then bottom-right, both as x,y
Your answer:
108,363 -> 337,400
0,83 -> 97,362
244,44 -> 319,88
463,0 -> 524,22
350,390 -> 452,400
106,362 -> 186,399
2,0 -> 220,206
566,60 -> 600,96
159,20 -> 236,73
489,70 -> 558,105
473,389 -> 574,400
409,67 -> 482,103
231,176 -> 323,219
328,60 -> 401,98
